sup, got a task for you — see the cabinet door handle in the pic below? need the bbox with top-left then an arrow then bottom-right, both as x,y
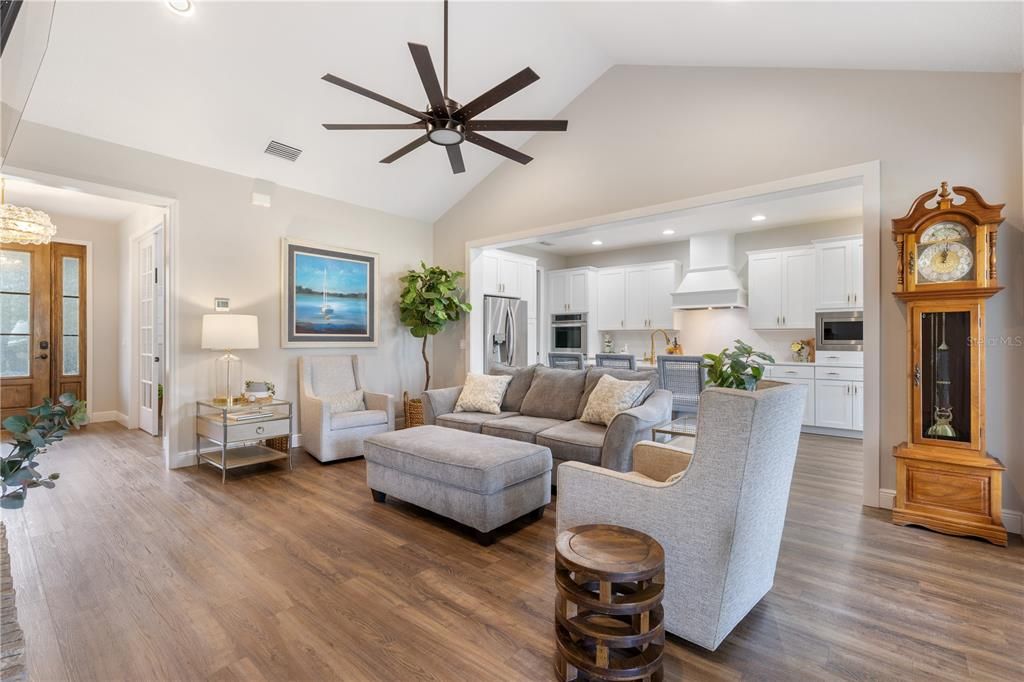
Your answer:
256,425 -> 265,434
784,370 -> 797,374
782,315 -> 786,326
827,371 -> 840,376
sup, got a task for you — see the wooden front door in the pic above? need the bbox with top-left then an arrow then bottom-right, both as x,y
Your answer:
0,242 -> 87,420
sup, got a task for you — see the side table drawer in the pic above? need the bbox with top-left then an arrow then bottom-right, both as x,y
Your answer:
198,417 -> 290,442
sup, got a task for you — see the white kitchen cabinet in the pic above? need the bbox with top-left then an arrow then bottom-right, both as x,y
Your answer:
519,260 -> 537,319
851,381 -> 864,431
549,267 -> 595,314
481,252 -> 500,296
814,237 -> 863,310
597,268 -> 626,330
746,248 -> 816,330
624,266 -> 649,328
647,262 -> 678,329
765,364 -> 815,426
482,249 -> 536,299
815,379 -> 855,429
568,270 -> 589,313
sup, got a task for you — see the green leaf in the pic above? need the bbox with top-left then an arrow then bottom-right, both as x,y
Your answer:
2,416 -> 30,433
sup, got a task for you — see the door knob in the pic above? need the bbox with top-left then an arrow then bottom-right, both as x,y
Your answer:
34,354 -> 48,360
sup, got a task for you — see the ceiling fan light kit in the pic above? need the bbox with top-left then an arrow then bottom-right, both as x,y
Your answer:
321,0 -> 567,174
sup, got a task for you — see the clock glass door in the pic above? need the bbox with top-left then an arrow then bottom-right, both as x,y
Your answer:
917,310 -> 972,445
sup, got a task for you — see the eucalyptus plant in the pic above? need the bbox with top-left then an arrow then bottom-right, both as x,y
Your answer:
1,393 -> 87,509
702,339 -> 775,391
399,262 -> 472,391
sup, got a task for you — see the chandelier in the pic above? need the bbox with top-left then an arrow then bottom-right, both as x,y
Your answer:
0,178 -> 58,245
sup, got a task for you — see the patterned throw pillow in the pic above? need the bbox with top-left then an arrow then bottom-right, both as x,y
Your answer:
328,389 -> 365,413
454,373 -> 513,414
580,374 -> 649,426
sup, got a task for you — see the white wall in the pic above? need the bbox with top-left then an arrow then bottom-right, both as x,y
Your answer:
5,122 -> 433,465
46,212 -> 121,415
432,66 -> 1023,513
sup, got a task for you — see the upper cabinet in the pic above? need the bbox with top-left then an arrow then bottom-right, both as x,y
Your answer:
814,237 -> 863,310
594,261 -> 681,330
549,267 -> 595,314
481,249 -> 536,301
746,248 -> 816,330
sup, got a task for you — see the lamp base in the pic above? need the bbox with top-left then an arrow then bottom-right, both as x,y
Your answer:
213,351 -> 243,407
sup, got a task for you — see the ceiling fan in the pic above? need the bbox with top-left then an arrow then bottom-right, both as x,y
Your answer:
320,0 -> 567,174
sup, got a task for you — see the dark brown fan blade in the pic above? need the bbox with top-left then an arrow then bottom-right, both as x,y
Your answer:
446,145 -> 465,174
322,73 -> 428,121
408,43 -> 446,116
452,67 -> 539,120
380,136 -> 428,164
465,131 -> 532,165
468,120 -> 568,132
322,123 -> 424,130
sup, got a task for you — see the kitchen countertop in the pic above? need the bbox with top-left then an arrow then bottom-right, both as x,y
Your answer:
769,360 -> 864,368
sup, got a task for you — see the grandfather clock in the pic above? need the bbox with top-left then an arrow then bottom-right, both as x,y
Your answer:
891,183 -> 1006,546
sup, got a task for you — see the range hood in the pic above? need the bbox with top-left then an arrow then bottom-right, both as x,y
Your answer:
672,232 -> 747,309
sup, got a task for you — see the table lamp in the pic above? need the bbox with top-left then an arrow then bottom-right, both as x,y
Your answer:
201,314 -> 259,406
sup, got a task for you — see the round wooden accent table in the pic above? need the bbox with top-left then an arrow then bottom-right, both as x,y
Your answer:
554,524 -> 665,681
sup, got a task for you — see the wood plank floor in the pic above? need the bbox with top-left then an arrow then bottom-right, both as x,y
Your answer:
3,424 -> 1021,681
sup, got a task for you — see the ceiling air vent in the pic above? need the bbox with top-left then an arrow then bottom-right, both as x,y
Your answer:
264,140 -> 302,162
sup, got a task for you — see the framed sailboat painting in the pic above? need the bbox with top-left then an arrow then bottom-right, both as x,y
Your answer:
281,238 -> 379,347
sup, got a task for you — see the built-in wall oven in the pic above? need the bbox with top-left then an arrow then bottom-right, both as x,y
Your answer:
816,311 -> 864,352
551,313 -> 587,354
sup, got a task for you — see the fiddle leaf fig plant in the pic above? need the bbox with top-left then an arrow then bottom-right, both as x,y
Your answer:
702,339 -> 775,391
399,262 -> 472,391
1,393 -> 87,509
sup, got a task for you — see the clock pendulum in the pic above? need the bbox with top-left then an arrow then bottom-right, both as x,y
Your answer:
926,312 -> 956,439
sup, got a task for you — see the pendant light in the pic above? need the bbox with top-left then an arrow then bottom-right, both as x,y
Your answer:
0,178 -> 58,245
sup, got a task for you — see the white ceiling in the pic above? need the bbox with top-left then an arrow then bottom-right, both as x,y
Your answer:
19,1 -> 1023,223
2,176 -> 144,223
526,183 -> 863,256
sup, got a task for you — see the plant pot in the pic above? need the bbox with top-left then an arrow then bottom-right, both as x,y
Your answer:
403,391 -> 425,428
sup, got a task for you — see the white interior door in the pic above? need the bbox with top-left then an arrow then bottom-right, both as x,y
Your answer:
138,231 -> 158,435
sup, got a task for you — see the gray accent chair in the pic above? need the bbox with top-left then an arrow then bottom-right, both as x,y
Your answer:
548,352 -> 585,369
595,353 -> 637,370
556,383 -> 807,651
657,354 -> 705,416
299,355 -> 394,462
423,365 -> 672,477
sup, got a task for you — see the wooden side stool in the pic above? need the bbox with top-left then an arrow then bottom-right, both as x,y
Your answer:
554,524 -> 665,681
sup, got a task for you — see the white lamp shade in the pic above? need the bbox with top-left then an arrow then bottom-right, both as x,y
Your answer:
201,314 -> 259,350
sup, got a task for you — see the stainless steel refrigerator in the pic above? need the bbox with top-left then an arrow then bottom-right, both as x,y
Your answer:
483,295 -> 529,370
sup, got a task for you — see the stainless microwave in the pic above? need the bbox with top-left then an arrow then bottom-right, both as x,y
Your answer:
816,311 -> 863,351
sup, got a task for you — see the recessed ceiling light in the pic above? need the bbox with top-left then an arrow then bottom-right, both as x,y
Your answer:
751,214 -> 767,222
166,0 -> 194,15
591,240 -> 603,246
662,229 -> 675,236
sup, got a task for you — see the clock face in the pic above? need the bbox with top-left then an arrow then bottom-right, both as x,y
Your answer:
917,241 -> 974,283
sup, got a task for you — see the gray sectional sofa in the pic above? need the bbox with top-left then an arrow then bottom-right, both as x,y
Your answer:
422,365 -> 673,477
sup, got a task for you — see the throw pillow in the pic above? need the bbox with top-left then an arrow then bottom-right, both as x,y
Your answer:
576,367 -> 658,419
454,373 -> 513,414
519,365 -> 587,421
580,374 -> 650,426
328,389 -> 365,413
488,364 -> 538,412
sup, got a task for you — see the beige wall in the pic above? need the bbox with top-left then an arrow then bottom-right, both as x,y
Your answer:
5,122 -> 433,465
432,66 -> 1023,512
46,212 -> 121,415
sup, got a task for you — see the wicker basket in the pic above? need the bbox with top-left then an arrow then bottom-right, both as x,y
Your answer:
263,435 -> 290,453
403,391 -> 425,428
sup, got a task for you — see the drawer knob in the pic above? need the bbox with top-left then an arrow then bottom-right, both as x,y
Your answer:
256,426 -> 265,434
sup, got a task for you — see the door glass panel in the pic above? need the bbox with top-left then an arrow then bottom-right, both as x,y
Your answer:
62,296 -> 79,334
920,311 -> 971,443
62,339 -> 79,376
0,250 -> 31,377
0,251 -> 30,292
62,257 -> 79,296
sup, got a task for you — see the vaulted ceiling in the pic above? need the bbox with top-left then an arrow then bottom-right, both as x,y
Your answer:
20,1 -> 1023,222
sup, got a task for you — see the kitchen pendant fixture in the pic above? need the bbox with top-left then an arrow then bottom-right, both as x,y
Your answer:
0,178 -> 58,245
320,0 -> 568,174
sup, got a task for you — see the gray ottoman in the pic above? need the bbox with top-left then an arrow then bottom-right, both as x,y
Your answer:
364,425 -> 552,545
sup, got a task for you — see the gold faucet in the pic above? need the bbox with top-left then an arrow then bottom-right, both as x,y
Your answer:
643,329 -> 672,364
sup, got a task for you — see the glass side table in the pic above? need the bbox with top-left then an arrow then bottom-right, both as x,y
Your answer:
651,414 -> 697,443
195,399 -> 293,483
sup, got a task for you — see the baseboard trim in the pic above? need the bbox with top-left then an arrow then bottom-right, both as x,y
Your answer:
171,433 -> 304,470
801,425 -> 863,439
91,411 -> 129,427
877,488 -> 1021,536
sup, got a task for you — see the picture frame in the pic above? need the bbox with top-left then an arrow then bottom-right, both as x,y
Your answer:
280,238 -> 379,347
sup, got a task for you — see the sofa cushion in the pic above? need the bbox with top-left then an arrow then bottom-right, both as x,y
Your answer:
328,389 -> 365,413
537,419 -> 606,466
364,425 -> 552,495
330,409 -> 389,431
488,364 -> 537,412
580,374 -> 651,426
481,415 -> 566,443
577,367 -> 659,419
454,373 -> 513,414
437,410 -> 518,434
520,366 -> 587,421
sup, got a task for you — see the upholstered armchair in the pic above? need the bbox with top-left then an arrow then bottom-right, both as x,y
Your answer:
299,355 -> 394,462
556,383 -> 807,651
